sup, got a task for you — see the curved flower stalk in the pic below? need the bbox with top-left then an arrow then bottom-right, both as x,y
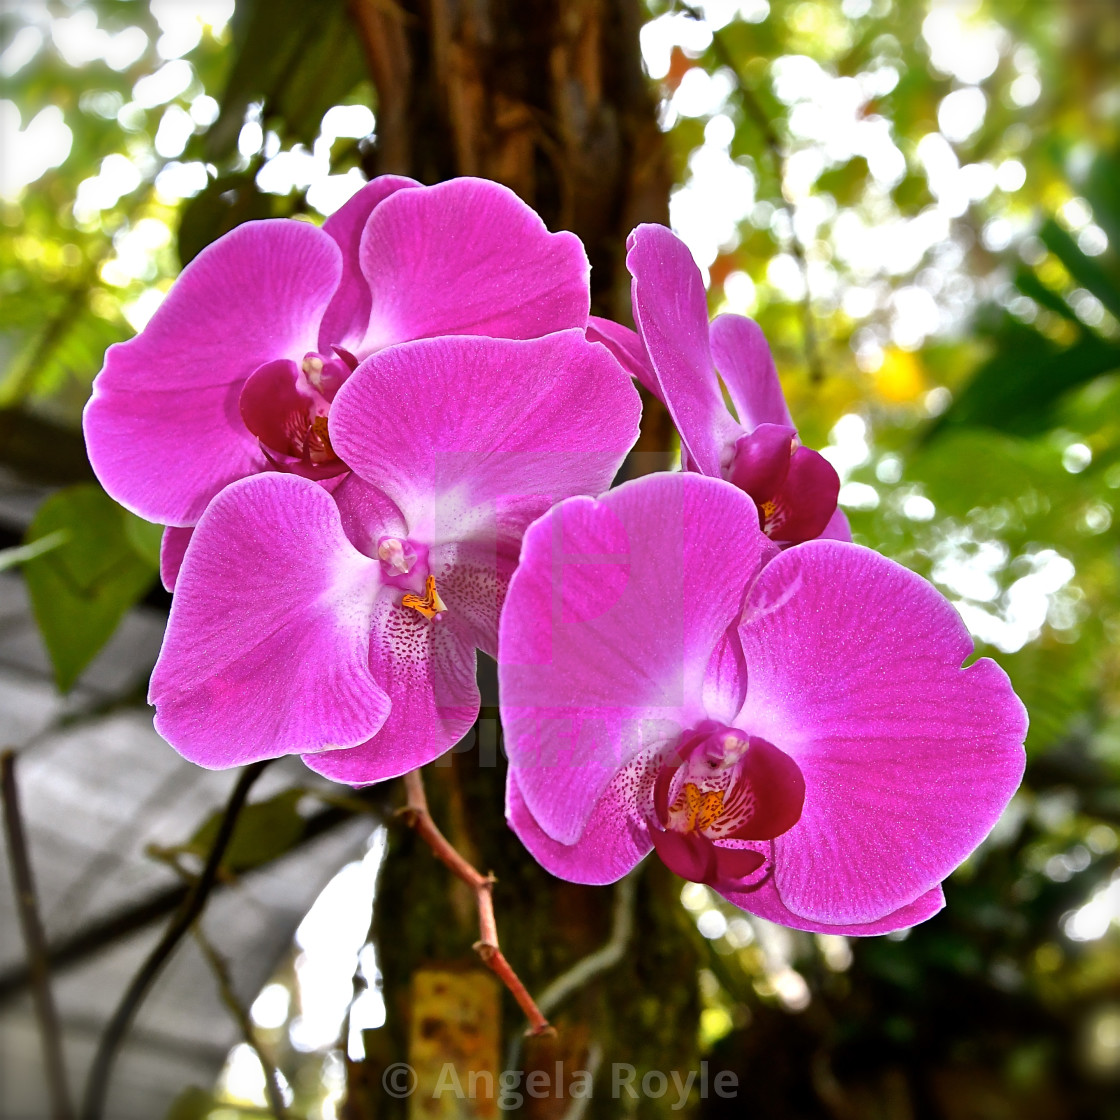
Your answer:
149,329 -> 641,783
591,224 -> 847,546
498,471 -> 1027,934
83,176 -> 591,551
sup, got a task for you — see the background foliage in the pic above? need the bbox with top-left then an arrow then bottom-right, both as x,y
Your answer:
2,0 -> 1119,1116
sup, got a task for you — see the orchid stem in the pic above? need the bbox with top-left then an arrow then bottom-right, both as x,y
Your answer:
1,749 -> 75,1120
400,768 -> 554,1036
194,926 -> 287,1120
80,760 -> 270,1120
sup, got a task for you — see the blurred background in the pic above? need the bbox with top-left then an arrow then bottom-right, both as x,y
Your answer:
1,0 -> 1119,1117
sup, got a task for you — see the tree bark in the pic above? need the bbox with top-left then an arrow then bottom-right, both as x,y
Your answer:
347,0 -> 671,317
341,3 -> 696,1115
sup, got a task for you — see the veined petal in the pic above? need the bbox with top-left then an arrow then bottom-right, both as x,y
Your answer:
700,626 -> 749,725
304,605 -> 479,784
708,313 -> 794,430
627,224 -> 741,477
319,175 -> 420,352
499,472 -> 771,844
430,536 -> 518,660
84,219 -> 341,526
764,445 -> 840,544
819,506 -> 852,542
159,525 -> 193,592
354,178 -> 590,353
586,315 -> 660,398
721,879 -> 946,935
505,768 -> 652,885
736,540 -> 1027,926
149,474 -> 388,768
330,330 -> 640,549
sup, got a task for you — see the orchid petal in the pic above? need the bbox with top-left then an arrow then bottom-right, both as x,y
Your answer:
149,474 -> 389,768
737,540 -> 1027,926
701,627 -> 749,726
708,313 -> 794,430
330,330 -> 640,549
330,472 -> 408,554
721,880 -> 946,935
506,768 -> 651,885
159,525 -> 193,592
354,178 -> 590,354
430,537 -> 518,659
303,605 -> 479,784
586,315 -> 660,397
500,473 -> 771,844
819,506 -> 852,542
627,225 -> 741,476
319,175 -> 420,352
84,220 -> 341,525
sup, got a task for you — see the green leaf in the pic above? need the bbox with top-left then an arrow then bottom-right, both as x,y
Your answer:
177,172 -> 275,266
206,0 -> 367,162
22,484 -> 158,691
163,1087 -> 216,1120
123,513 -> 164,568
0,530 -> 68,573
1013,266 -> 1080,324
184,788 -> 307,874
1083,150 -> 1120,252
931,320 -> 1120,437
1039,218 -> 1120,321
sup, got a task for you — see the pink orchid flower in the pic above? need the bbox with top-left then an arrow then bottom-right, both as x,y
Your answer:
83,176 -> 591,584
498,471 -> 1026,934
148,329 -> 640,783
590,223 -> 847,545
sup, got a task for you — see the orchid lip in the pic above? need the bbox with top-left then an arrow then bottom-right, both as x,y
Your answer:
401,573 -> 447,622
724,425 -> 840,544
374,536 -> 447,621
648,721 -> 804,887
239,354 -> 352,479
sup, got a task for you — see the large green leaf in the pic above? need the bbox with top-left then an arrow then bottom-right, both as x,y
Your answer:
22,485 -> 158,691
1039,218 -> 1120,321
177,172 -> 276,266
932,322 -> 1120,437
176,788 -> 307,875
206,0 -> 368,162
163,1087 -> 216,1120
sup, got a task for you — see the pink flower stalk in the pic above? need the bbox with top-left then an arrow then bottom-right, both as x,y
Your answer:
499,471 -> 1026,934
590,224 -> 846,545
148,330 -> 640,782
83,176 -> 591,581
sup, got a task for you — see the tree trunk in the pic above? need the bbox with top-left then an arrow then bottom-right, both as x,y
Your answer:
341,3 -> 697,1116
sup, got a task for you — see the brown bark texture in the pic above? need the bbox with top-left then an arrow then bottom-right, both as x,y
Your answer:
340,3 -> 697,1116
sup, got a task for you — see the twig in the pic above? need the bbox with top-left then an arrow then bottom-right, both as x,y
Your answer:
0,787 -> 390,1005
1,749 -> 74,1120
535,867 -> 638,1018
680,2 -> 825,384
80,761 -> 270,1120
194,926 -> 287,1120
506,868 -> 639,1073
399,768 -> 553,1036
561,1041 -> 602,1120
